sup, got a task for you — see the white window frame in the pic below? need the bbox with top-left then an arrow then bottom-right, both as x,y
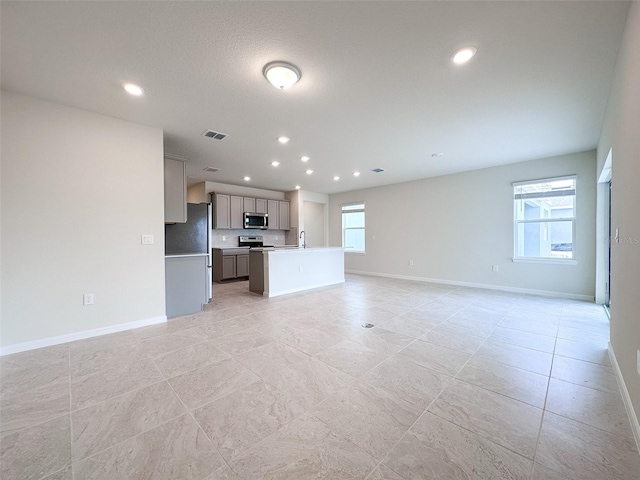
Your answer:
342,202 -> 366,254
512,175 -> 578,265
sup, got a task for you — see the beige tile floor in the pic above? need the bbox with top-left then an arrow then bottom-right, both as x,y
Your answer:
1,274 -> 638,479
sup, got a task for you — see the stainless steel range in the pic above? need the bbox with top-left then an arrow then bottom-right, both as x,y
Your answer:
238,235 -> 274,249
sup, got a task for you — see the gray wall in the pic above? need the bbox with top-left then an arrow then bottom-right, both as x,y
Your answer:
329,151 -> 596,299
597,1 -> 640,427
1,91 -> 166,349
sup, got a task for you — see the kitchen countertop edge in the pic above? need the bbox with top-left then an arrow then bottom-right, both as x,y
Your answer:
165,253 -> 209,258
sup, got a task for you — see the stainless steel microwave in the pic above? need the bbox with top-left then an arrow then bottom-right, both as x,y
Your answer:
244,212 -> 268,229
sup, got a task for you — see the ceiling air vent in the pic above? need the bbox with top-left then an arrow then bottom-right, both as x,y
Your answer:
202,129 -> 228,140
371,168 -> 385,173
203,167 -> 220,173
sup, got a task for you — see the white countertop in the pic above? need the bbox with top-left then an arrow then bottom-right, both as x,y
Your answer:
252,247 -> 344,253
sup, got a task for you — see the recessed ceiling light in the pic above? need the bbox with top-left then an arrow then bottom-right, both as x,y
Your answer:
295,185 -> 301,190
333,176 -> 340,181
271,161 -> 280,167
243,176 -> 251,181
263,61 -> 301,90
300,155 -> 310,162
305,169 -> 314,175
431,153 -> 444,157
353,171 -> 361,177
278,136 -> 290,144
123,83 -> 144,96
451,46 -> 477,65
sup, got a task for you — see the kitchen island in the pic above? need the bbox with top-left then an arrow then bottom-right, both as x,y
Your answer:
249,247 -> 344,297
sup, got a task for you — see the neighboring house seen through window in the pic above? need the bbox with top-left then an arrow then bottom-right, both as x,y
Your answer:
342,203 -> 365,253
513,176 -> 576,261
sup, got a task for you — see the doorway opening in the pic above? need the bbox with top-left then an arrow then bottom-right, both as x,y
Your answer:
597,149 -> 612,316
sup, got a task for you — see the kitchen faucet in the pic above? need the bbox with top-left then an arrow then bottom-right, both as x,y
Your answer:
300,230 -> 306,248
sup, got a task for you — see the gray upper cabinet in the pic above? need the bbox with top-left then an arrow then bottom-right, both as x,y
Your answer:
243,197 -> 256,213
230,195 -> 244,229
211,194 -> 289,231
212,193 -> 230,229
279,201 -> 290,230
267,200 -> 279,230
255,198 -> 268,214
164,157 -> 187,223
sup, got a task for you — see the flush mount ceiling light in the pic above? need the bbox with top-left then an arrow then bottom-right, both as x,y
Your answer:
123,82 -> 144,96
243,176 -> 251,181
353,171 -> 361,177
451,46 -> 477,65
263,61 -> 301,90
333,176 -> 340,181
305,169 -> 314,175
300,155 -> 310,162
278,136 -> 290,144
295,185 -> 301,190
271,161 -> 280,167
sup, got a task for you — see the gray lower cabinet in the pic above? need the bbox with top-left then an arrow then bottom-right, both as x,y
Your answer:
236,254 -> 249,277
222,256 -> 236,279
165,255 -> 208,318
213,248 -> 250,282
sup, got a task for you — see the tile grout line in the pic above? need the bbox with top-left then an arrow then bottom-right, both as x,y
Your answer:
529,331 -> 557,479
68,336 -> 186,470
68,345 -> 75,480
152,353 -> 239,480
11,278 -> 616,480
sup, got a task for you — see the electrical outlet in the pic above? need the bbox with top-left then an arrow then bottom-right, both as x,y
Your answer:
222,236 -> 226,241
492,265 -> 499,272
141,234 -> 154,245
372,234 -> 376,241
83,293 -> 94,306
409,260 -> 414,266
299,266 -> 303,273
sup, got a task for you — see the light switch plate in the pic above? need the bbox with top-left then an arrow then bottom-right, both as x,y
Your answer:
141,234 -> 154,245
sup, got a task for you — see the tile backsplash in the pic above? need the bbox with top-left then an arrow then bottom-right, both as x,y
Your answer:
284,227 -> 298,246
210,229 -> 291,248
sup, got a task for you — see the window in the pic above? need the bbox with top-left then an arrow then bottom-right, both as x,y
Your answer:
342,203 -> 365,253
513,176 -> 576,261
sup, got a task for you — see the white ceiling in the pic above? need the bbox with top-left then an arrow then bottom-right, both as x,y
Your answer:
1,1 -> 629,194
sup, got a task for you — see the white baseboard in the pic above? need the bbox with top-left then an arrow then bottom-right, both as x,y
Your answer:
0,315 -> 167,356
344,270 -> 595,302
608,342 -> 640,452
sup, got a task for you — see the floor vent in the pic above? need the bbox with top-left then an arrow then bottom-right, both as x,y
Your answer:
202,129 -> 228,140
